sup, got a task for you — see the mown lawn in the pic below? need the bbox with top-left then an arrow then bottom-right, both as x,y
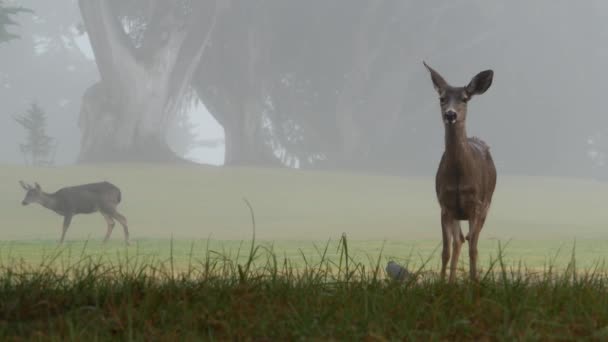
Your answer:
2,163 -> 608,269
2,163 -> 607,242
2,164 -> 608,339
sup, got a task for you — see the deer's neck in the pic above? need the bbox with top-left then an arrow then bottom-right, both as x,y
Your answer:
444,123 -> 473,169
38,192 -> 61,212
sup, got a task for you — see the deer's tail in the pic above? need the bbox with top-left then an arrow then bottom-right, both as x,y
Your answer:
116,188 -> 122,204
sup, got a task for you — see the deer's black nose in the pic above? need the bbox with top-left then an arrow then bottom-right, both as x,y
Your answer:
444,110 -> 457,123
21,201 -> 27,206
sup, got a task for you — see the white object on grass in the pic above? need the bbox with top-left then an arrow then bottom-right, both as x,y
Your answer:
386,261 -> 410,282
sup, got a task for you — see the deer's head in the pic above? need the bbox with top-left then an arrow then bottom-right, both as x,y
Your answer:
423,61 -> 493,126
19,181 -> 42,206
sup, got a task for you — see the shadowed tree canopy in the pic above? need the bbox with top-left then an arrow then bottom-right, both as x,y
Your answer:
75,0 -> 608,178
77,0 -> 227,162
195,1 -> 608,177
195,0 -> 493,170
0,1 -> 32,43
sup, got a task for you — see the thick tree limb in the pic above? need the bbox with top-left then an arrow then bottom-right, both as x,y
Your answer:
78,0 -> 138,88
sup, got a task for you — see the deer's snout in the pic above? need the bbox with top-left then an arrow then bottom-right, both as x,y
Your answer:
444,110 -> 457,124
21,200 -> 28,206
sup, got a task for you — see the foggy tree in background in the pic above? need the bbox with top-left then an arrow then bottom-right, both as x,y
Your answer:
165,103 -> 224,158
480,1 -> 608,178
194,2 -> 281,166
77,0 -> 227,162
13,102 -> 56,166
0,0 -> 96,165
2,0 -> 607,178
195,1 -> 491,170
194,1 -> 403,167
195,1 -> 608,177
165,108 -> 201,158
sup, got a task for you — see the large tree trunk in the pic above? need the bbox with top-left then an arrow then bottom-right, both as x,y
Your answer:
194,3 -> 279,166
222,100 -> 260,165
198,88 -> 278,166
78,81 -> 179,162
228,98 -> 280,166
77,0 -> 223,162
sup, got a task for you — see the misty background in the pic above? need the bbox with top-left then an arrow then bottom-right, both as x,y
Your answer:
2,0 -> 608,179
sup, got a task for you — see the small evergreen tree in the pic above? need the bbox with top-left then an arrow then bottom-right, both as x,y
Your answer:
13,102 -> 56,166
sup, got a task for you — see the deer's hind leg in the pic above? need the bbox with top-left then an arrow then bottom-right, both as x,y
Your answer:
110,210 -> 130,245
101,213 -> 115,243
59,214 -> 72,245
101,202 -> 130,245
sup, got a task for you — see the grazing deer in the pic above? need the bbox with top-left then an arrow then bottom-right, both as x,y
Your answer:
423,62 -> 497,282
19,181 -> 130,245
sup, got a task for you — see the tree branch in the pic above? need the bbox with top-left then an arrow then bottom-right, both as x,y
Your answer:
162,1 -> 227,128
78,0 -> 138,85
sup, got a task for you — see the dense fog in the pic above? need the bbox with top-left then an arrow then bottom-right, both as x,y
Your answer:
2,1 -> 607,178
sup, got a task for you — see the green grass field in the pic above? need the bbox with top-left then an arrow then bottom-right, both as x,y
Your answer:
1,163 -> 608,270
2,234 -> 608,340
2,164 -> 608,339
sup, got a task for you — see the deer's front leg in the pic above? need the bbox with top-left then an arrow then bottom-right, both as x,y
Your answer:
449,220 -> 463,283
60,214 -> 72,244
440,210 -> 453,281
467,214 -> 484,281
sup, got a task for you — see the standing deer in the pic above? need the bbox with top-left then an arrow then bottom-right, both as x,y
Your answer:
19,181 -> 130,245
423,61 -> 497,282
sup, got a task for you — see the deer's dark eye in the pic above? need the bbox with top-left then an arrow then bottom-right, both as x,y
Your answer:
439,97 -> 447,105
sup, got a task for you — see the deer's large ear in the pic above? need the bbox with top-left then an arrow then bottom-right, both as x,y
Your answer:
19,180 -> 29,190
466,70 -> 493,96
423,61 -> 448,94
34,182 -> 41,191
